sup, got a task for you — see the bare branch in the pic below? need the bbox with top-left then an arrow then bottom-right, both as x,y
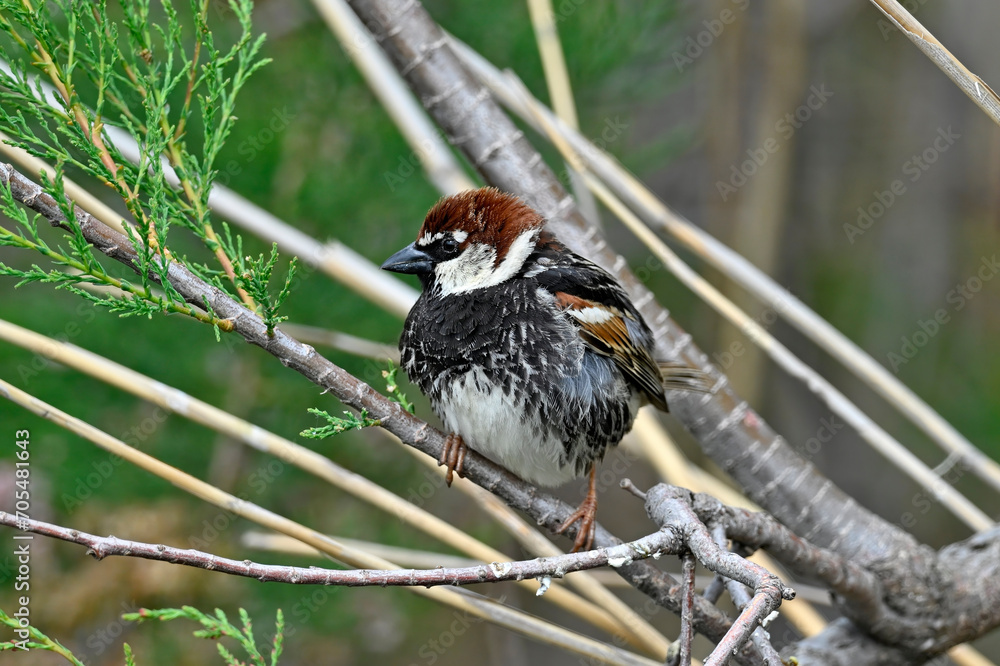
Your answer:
0,511 -> 680,588
711,527 -> 785,666
642,485 -> 793,663
690,491 -> 944,647
677,552 -> 696,666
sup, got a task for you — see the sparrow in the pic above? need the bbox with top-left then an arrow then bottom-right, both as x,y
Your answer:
381,187 -> 706,551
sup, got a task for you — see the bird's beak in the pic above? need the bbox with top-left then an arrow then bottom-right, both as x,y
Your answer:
381,242 -> 433,275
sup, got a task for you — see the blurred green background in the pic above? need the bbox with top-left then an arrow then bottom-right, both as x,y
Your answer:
1,0 -> 999,663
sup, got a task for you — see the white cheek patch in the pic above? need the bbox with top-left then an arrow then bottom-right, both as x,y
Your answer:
432,229 -> 537,295
434,243 -> 496,295
566,306 -> 616,325
487,229 -> 536,286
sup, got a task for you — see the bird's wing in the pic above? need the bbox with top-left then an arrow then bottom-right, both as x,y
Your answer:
529,240 -> 668,410
551,289 -> 669,411
530,236 -> 713,408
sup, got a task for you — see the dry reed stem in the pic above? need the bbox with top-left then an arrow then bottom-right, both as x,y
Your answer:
310,0 -> 474,195
525,0 -> 599,225
868,0 -> 1000,127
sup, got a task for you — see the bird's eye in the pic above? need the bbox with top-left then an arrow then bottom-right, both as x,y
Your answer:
441,238 -> 460,255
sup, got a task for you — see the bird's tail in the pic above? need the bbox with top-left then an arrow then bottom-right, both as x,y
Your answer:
657,361 -> 714,393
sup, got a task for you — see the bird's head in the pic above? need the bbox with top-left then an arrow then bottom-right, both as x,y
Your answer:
381,187 -> 545,296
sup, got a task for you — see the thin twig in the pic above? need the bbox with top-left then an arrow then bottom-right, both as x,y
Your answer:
702,574 -> 727,606
0,511 -> 680,588
712,527 -> 784,666
678,552 -> 696,666
643,485 -> 793,664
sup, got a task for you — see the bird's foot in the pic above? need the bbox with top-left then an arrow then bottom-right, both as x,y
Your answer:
556,468 -> 599,552
556,496 -> 598,553
439,433 -> 467,487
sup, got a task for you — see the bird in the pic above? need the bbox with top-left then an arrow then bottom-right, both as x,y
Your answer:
381,187 -> 707,552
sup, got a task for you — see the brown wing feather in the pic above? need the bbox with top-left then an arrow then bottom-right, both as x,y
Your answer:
554,292 -> 668,411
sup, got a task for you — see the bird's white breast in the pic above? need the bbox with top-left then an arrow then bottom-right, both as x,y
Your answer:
434,366 -> 579,487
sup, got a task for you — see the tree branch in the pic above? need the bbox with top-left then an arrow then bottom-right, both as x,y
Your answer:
690,491 -> 910,637
641,485 -> 793,664
710,527 -> 785,666
0,511 -> 679,588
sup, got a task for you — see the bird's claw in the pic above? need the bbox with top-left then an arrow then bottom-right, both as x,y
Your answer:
556,494 -> 598,553
439,433 -> 467,487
